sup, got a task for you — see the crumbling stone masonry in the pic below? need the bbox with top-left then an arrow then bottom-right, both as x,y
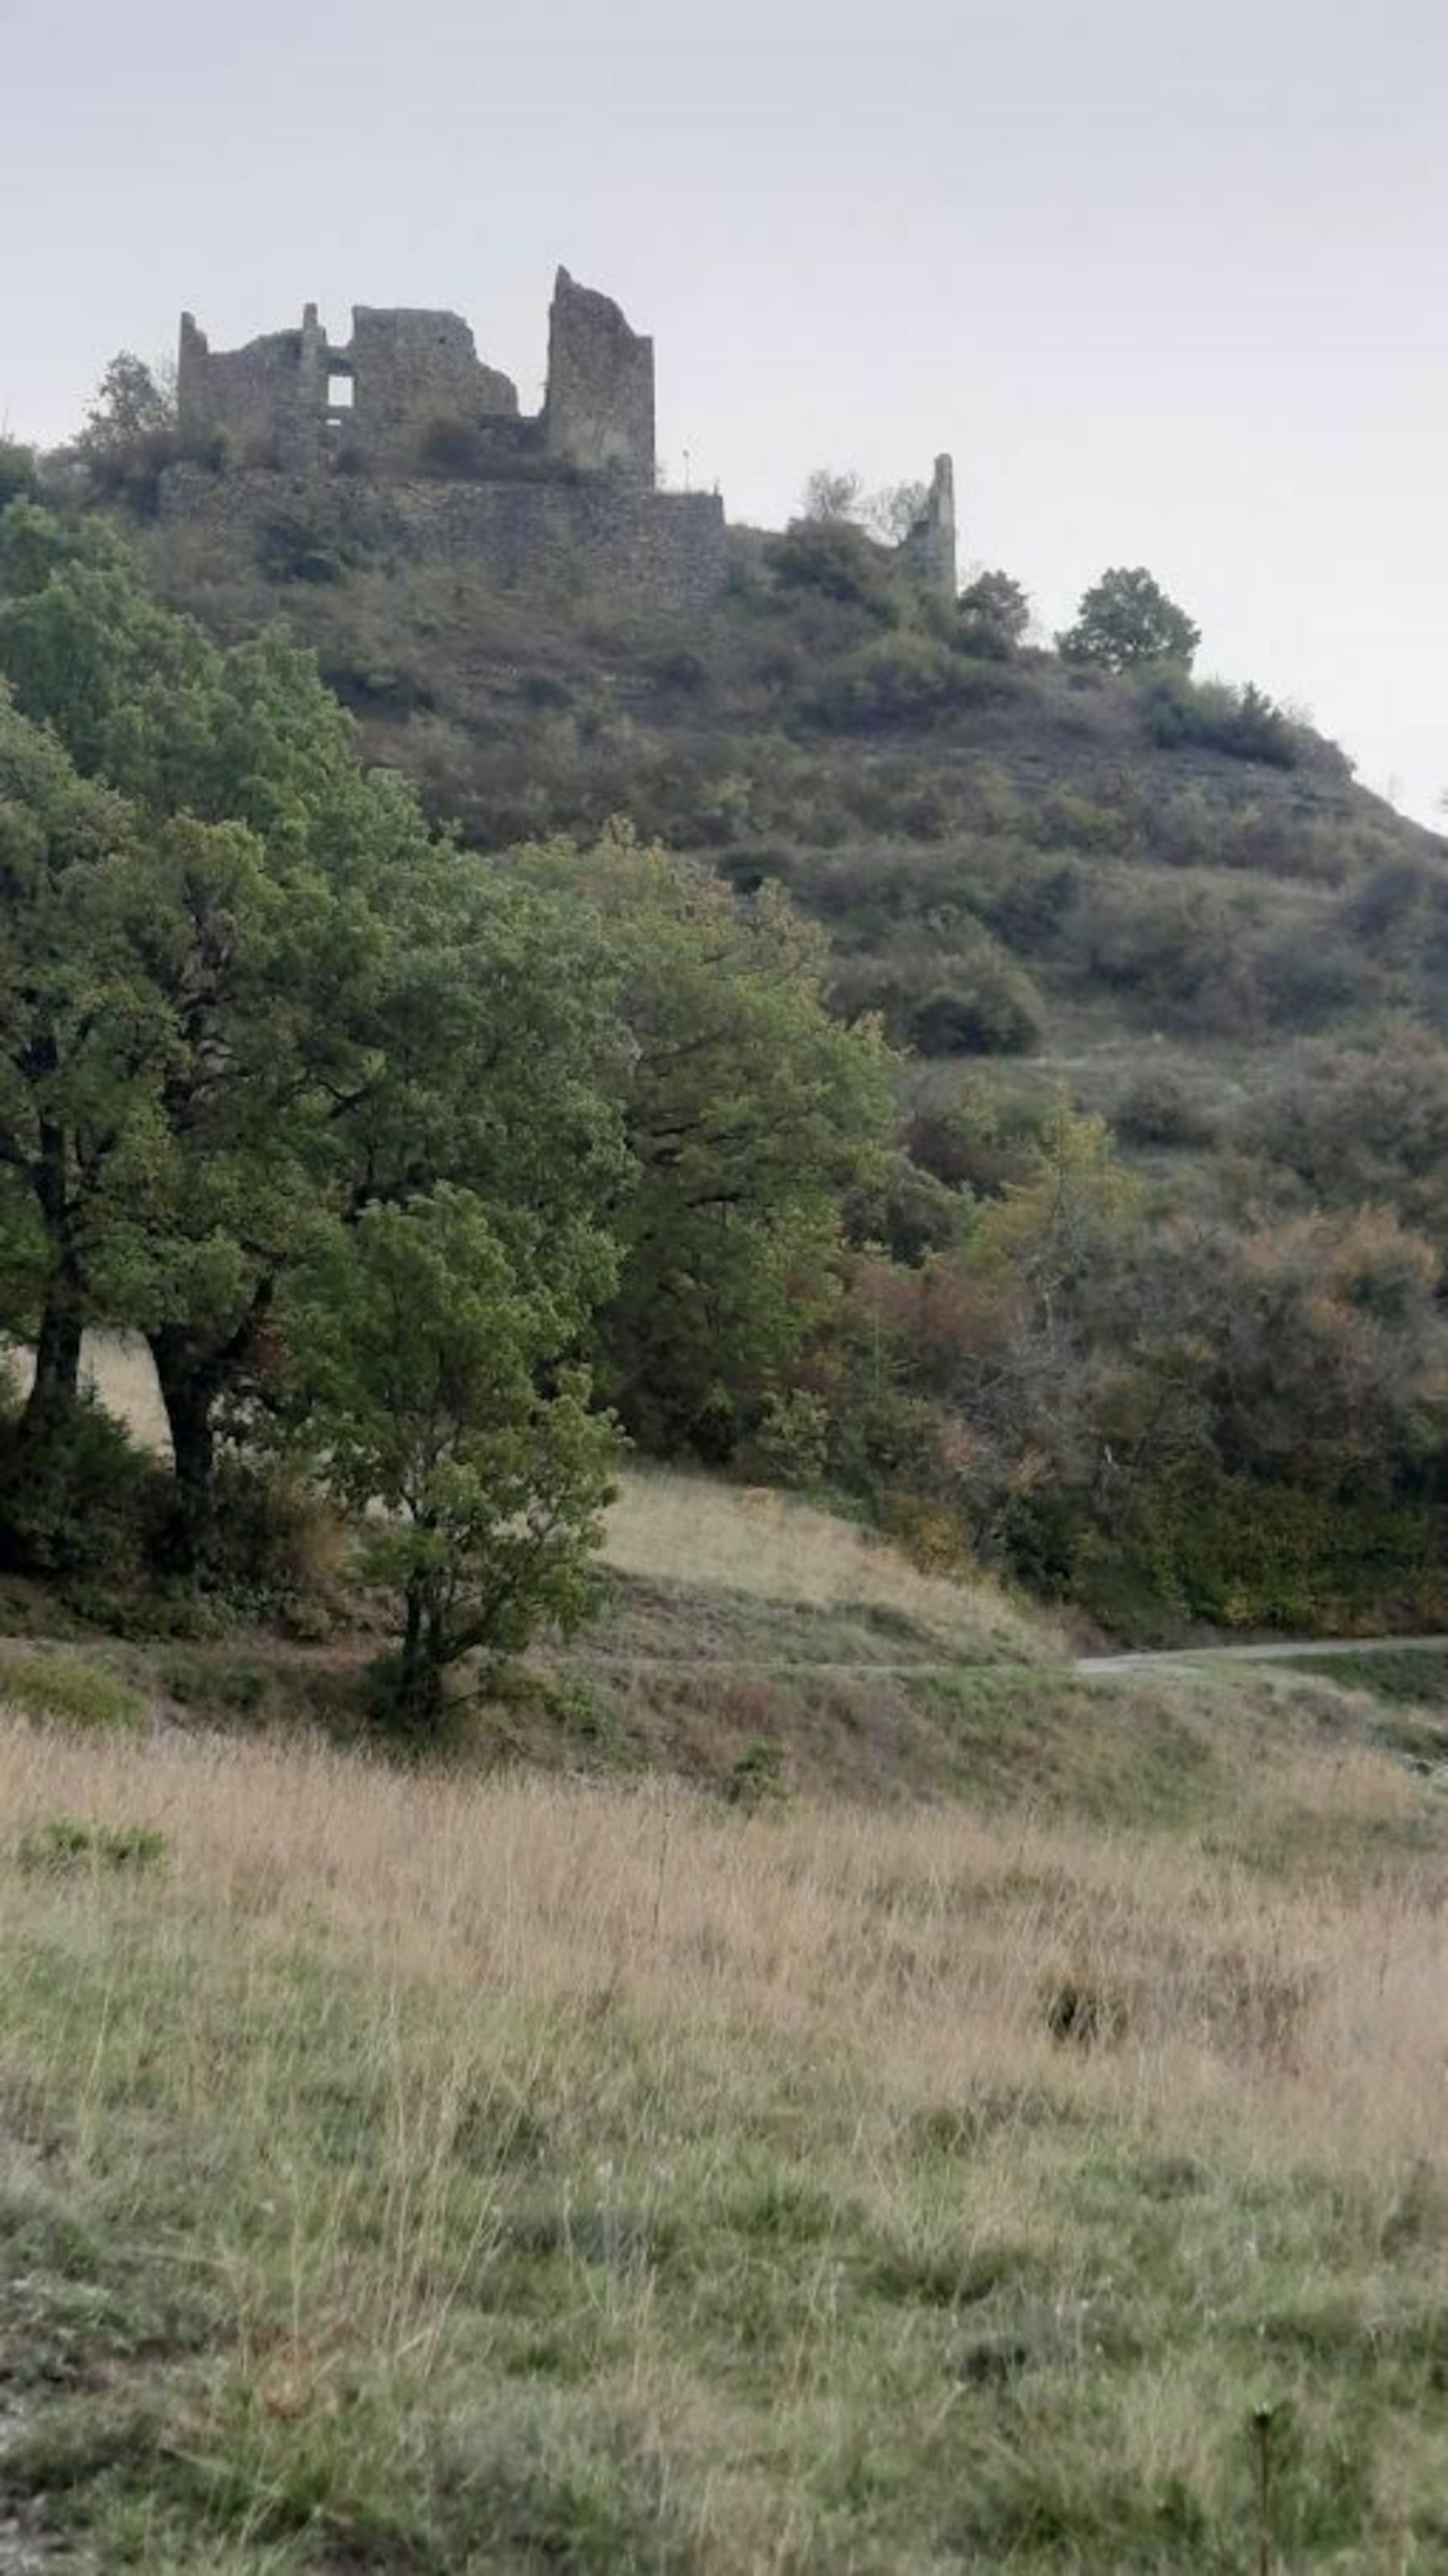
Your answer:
898,456 -> 957,607
167,270 -> 722,611
166,268 -> 959,618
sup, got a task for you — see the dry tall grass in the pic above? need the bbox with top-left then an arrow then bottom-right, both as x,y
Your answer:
601,1463 -> 1044,1653
2,1708 -> 1446,2564
3,1714 -> 1439,2179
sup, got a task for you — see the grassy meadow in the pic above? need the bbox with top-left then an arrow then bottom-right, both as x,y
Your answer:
2,1664 -> 1447,2568
2,1344 -> 1447,2566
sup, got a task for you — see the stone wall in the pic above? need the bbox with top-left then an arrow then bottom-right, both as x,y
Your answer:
158,465 -> 729,615
343,309 -> 518,473
178,310 -> 321,470
544,270 -> 655,484
897,455 -> 958,605
180,304 -> 524,478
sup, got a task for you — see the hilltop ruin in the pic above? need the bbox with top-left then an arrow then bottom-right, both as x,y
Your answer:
161,270 -> 955,614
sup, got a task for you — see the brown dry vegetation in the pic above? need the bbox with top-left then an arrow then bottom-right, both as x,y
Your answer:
2,1703 -> 1446,2569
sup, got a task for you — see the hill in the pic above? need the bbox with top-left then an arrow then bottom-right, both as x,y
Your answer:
142,505 -> 1447,1105
6,414 -> 1448,1646
125,497 -> 1448,1642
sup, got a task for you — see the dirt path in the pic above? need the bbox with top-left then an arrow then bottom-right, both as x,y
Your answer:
1076,1634 -> 1448,1678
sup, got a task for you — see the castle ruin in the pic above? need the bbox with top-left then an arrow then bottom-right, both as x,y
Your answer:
162,270 -> 956,615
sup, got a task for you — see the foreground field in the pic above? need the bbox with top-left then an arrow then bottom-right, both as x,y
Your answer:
2,1706 -> 1446,2570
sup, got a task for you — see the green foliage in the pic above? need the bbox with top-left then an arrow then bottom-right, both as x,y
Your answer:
253,508 -> 349,585
1113,1068 -> 1217,1147
724,1736 -> 791,1808
1058,566 -> 1201,673
771,519 -> 902,618
286,1188 -> 619,1720
805,631 -> 1014,730
1142,671 -> 1299,766
0,1401 -> 166,1591
956,567 -> 1031,658
17,1813 -> 165,1870
834,932 -> 1044,1057
0,1654 -> 146,1731
75,352 -> 182,513
513,832 -> 894,1461
0,439 -> 38,508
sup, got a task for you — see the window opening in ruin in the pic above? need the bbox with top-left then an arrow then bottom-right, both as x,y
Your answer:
327,374 -> 355,409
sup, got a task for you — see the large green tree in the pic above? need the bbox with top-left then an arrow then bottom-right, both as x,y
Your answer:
0,507 -> 628,1561
513,829 -> 895,1458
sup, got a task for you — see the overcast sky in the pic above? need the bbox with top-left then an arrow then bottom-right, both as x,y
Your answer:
4,0 -> 1445,821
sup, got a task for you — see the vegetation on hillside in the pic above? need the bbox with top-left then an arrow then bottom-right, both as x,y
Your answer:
4,372 -> 1448,1648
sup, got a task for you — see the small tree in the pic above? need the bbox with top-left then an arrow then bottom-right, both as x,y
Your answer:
287,1190 -> 618,1723
863,480 -> 928,544
799,466 -> 864,525
80,352 -> 175,455
957,569 -> 1031,659
1057,567 -> 1200,674
76,352 -> 179,511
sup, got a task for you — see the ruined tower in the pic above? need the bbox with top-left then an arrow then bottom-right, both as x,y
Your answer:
898,456 -> 958,607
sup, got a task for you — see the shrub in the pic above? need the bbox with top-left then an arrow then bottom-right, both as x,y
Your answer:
0,1402 -> 167,1590
1113,1071 -> 1217,1148
771,521 -> 902,619
956,570 -> 1030,659
834,938 -> 1044,1058
1142,672 -> 1300,767
725,1738 -> 790,1809
253,511 -> 348,585
1253,932 -> 1375,1031
0,441 -> 38,509
739,1389 -> 833,1488
807,634 -> 1011,732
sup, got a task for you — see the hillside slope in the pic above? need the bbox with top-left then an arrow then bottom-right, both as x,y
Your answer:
142,511 -> 1448,1120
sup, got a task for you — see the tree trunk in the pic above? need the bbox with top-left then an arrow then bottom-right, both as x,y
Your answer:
21,1118 -> 84,1434
397,1574 -> 445,1725
150,1327 -> 223,1572
23,1291 -> 83,1430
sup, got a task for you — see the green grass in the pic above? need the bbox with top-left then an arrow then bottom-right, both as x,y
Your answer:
0,1649 -> 145,1731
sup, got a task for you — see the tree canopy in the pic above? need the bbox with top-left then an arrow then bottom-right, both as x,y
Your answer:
1057,566 -> 1200,673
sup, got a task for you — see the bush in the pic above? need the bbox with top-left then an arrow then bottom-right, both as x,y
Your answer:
1113,1071 -> 1217,1148
834,937 -> 1044,1057
0,1402 -> 167,1590
956,570 -> 1030,660
807,634 -> 1012,732
253,511 -> 348,585
1142,672 -> 1300,767
0,441 -> 38,509
771,521 -> 902,619
1253,932 -> 1375,1031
